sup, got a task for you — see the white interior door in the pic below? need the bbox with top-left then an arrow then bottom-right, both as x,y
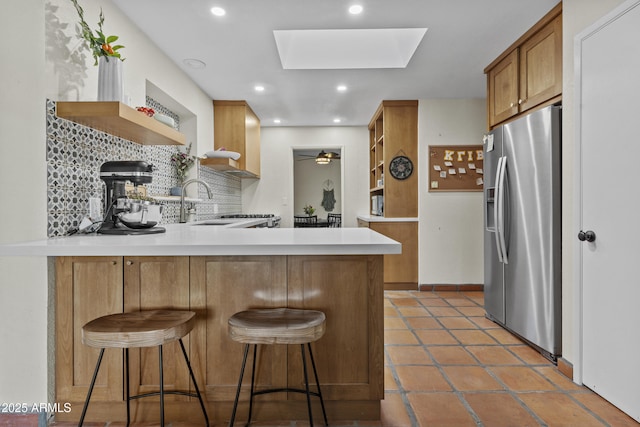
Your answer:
576,1 -> 640,421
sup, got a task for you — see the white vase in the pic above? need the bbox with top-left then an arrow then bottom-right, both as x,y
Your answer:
97,56 -> 124,102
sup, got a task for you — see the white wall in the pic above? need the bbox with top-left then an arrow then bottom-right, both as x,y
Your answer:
0,0 -> 48,406
418,99 -> 486,285
243,127 -> 369,228
294,157 -> 342,217
561,0 -> 625,366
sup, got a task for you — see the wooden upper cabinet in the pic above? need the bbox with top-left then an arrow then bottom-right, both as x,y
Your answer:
485,3 -> 562,128
211,100 -> 261,178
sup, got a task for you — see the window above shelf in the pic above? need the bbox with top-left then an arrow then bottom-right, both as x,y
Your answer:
56,101 -> 186,146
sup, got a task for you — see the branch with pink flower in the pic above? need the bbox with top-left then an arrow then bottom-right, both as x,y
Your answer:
171,143 -> 195,185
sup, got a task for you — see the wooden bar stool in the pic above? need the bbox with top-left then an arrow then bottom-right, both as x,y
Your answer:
228,308 -> 328,427
78,310 -> 209,427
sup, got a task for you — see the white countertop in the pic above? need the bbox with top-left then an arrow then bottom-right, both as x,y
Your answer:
357,215 -> 419,222
0,224 -> 401,257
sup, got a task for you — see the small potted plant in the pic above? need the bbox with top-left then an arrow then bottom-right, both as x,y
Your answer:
303,204 -> 316,216
170,143 -> 196,195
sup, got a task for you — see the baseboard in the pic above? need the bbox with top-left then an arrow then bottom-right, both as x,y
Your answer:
384,282 -> 419,291
557,357 -> 573,380
419,284 -> 484,292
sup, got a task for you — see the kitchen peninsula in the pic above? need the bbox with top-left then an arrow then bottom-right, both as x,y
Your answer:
0,226 -> 399,424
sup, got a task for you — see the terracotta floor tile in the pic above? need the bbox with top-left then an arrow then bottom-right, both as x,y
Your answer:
427,346 -> 477,366
465,345 -> 523,365
386,345 -> 432,365
442,366 -> 504,391
414,329 -> 458,345
404,317 -> 440,329
442,298 -> 477,307
384,366 -> 398,391
391,297 -> 422,306
384,306 -> 399,317
438,316 -> 477,330
463,392 -> 540,427
461,291 -> 484,303
450,329 -> 497,345
434,291 -> 460,299
455,306 -> 487,317
486,328 -> 525,344
384,329 -> 419,345
412,292 -> 440,299
380,393 -> 413,427
535,366 -> 583,391
490,366 -> 556,391
508,344 -> 552,365
519,392 -> 605,427
426,307 -> 461,317
420,298 -> 449,307
468,316 -> 501,329
397,306 -> 430,317
384,316 -> 408,330
573,392 -> 640,427
395,366 -> 452,392
408,393 -> 477,426
385,291 -> 413,299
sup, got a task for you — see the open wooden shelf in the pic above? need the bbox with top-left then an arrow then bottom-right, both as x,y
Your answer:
56,101 -> 186,146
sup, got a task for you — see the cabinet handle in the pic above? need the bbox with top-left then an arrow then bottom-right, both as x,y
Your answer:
510,102 -> 515,108
518,99 -> 524,105
126,260 -> 133,266
112,261 -> 117,266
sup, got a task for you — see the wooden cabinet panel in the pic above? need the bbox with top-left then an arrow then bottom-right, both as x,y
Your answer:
488,49 -> 519,127
190,256 -> 288,402
55,257 -> 123,403
369,222 -> 418,287
287,256 -> 384,400
519,14 -> 562,112
123,257 -> 191,400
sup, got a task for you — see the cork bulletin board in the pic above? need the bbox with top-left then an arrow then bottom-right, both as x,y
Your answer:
428,145 -> 484,192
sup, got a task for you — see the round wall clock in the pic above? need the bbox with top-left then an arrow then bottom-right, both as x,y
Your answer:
389,155 -> 413,180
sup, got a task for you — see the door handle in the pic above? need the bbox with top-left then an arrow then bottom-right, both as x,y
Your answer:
578,230 -> 596,242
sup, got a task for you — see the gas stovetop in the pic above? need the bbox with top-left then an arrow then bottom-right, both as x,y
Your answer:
220,214 -> 280,227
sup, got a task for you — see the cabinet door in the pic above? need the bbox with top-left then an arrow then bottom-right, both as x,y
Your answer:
123,256 -> 191,400
369,222 -> 418,286
244,106 -> 261,177
56,257 -> 123,403
519,15 -> 562,112
287,255 -> 384,400
190,256 -> 287,402
487,49 -> 519,127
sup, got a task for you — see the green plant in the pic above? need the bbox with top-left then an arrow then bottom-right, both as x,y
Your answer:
171,143 -> 196,185
303,204 -> 316,216
70,0 -> 124,65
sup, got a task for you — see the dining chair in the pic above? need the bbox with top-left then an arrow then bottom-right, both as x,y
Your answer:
294,215 -> 318,227
327,213 -> 341,228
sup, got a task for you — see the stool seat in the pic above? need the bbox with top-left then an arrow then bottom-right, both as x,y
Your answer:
228,308 -> 326,345
82,309 -> 195,348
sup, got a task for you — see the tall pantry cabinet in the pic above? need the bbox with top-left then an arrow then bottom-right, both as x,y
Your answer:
359,100 -> 418,290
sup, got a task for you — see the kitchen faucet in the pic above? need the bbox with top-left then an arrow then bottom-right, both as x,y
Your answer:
179,179 -> 213,223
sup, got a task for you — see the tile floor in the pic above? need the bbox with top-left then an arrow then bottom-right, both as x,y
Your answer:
48,291 -> 638,427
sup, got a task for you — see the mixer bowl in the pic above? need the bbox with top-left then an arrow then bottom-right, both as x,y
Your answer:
118,202 -> 163,229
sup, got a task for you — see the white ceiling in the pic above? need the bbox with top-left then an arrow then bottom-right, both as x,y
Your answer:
112,0 -> 560,127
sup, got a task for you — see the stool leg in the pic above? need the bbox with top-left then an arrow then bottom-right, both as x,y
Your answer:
229,343 -> 250,427
307,343 -> 328,426
300,344 -> 314,427
246,344 -> 258,426
78,348 -> 105,427
178,338 -> 210,426
125,348 -> 131,427
159,345 -> 165,427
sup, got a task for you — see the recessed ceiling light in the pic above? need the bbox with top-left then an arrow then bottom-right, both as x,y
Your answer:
254,85 -> 265,92
210,6 -> 226,16
333,118 -> 342,123
348,4 -> 363,14
273,119 -> 281,124
183,58 -> 206,69
337,85 -> 347,92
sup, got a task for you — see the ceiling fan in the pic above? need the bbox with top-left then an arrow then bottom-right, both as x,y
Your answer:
297,150 -> 341,164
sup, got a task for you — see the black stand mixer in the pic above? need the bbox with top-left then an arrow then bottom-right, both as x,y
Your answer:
98,161 -> 166,235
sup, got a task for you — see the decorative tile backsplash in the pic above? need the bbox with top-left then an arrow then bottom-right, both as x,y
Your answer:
46,99 -> 242,237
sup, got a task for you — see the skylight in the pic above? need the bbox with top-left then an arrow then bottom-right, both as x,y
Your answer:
273,28 -> 427,70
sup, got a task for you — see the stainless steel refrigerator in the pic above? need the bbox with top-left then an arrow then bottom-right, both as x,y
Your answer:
483,105 -> 562,360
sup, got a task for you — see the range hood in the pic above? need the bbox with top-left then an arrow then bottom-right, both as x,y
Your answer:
199,157 -> 259,179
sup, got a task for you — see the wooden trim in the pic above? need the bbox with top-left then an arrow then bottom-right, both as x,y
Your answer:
484,2 -> 562,72
557,357 -> 574,380
419,284 -> 484,292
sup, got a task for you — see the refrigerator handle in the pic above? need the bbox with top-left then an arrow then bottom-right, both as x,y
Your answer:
494,156 -> 505,263
497,156 -> 509,264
